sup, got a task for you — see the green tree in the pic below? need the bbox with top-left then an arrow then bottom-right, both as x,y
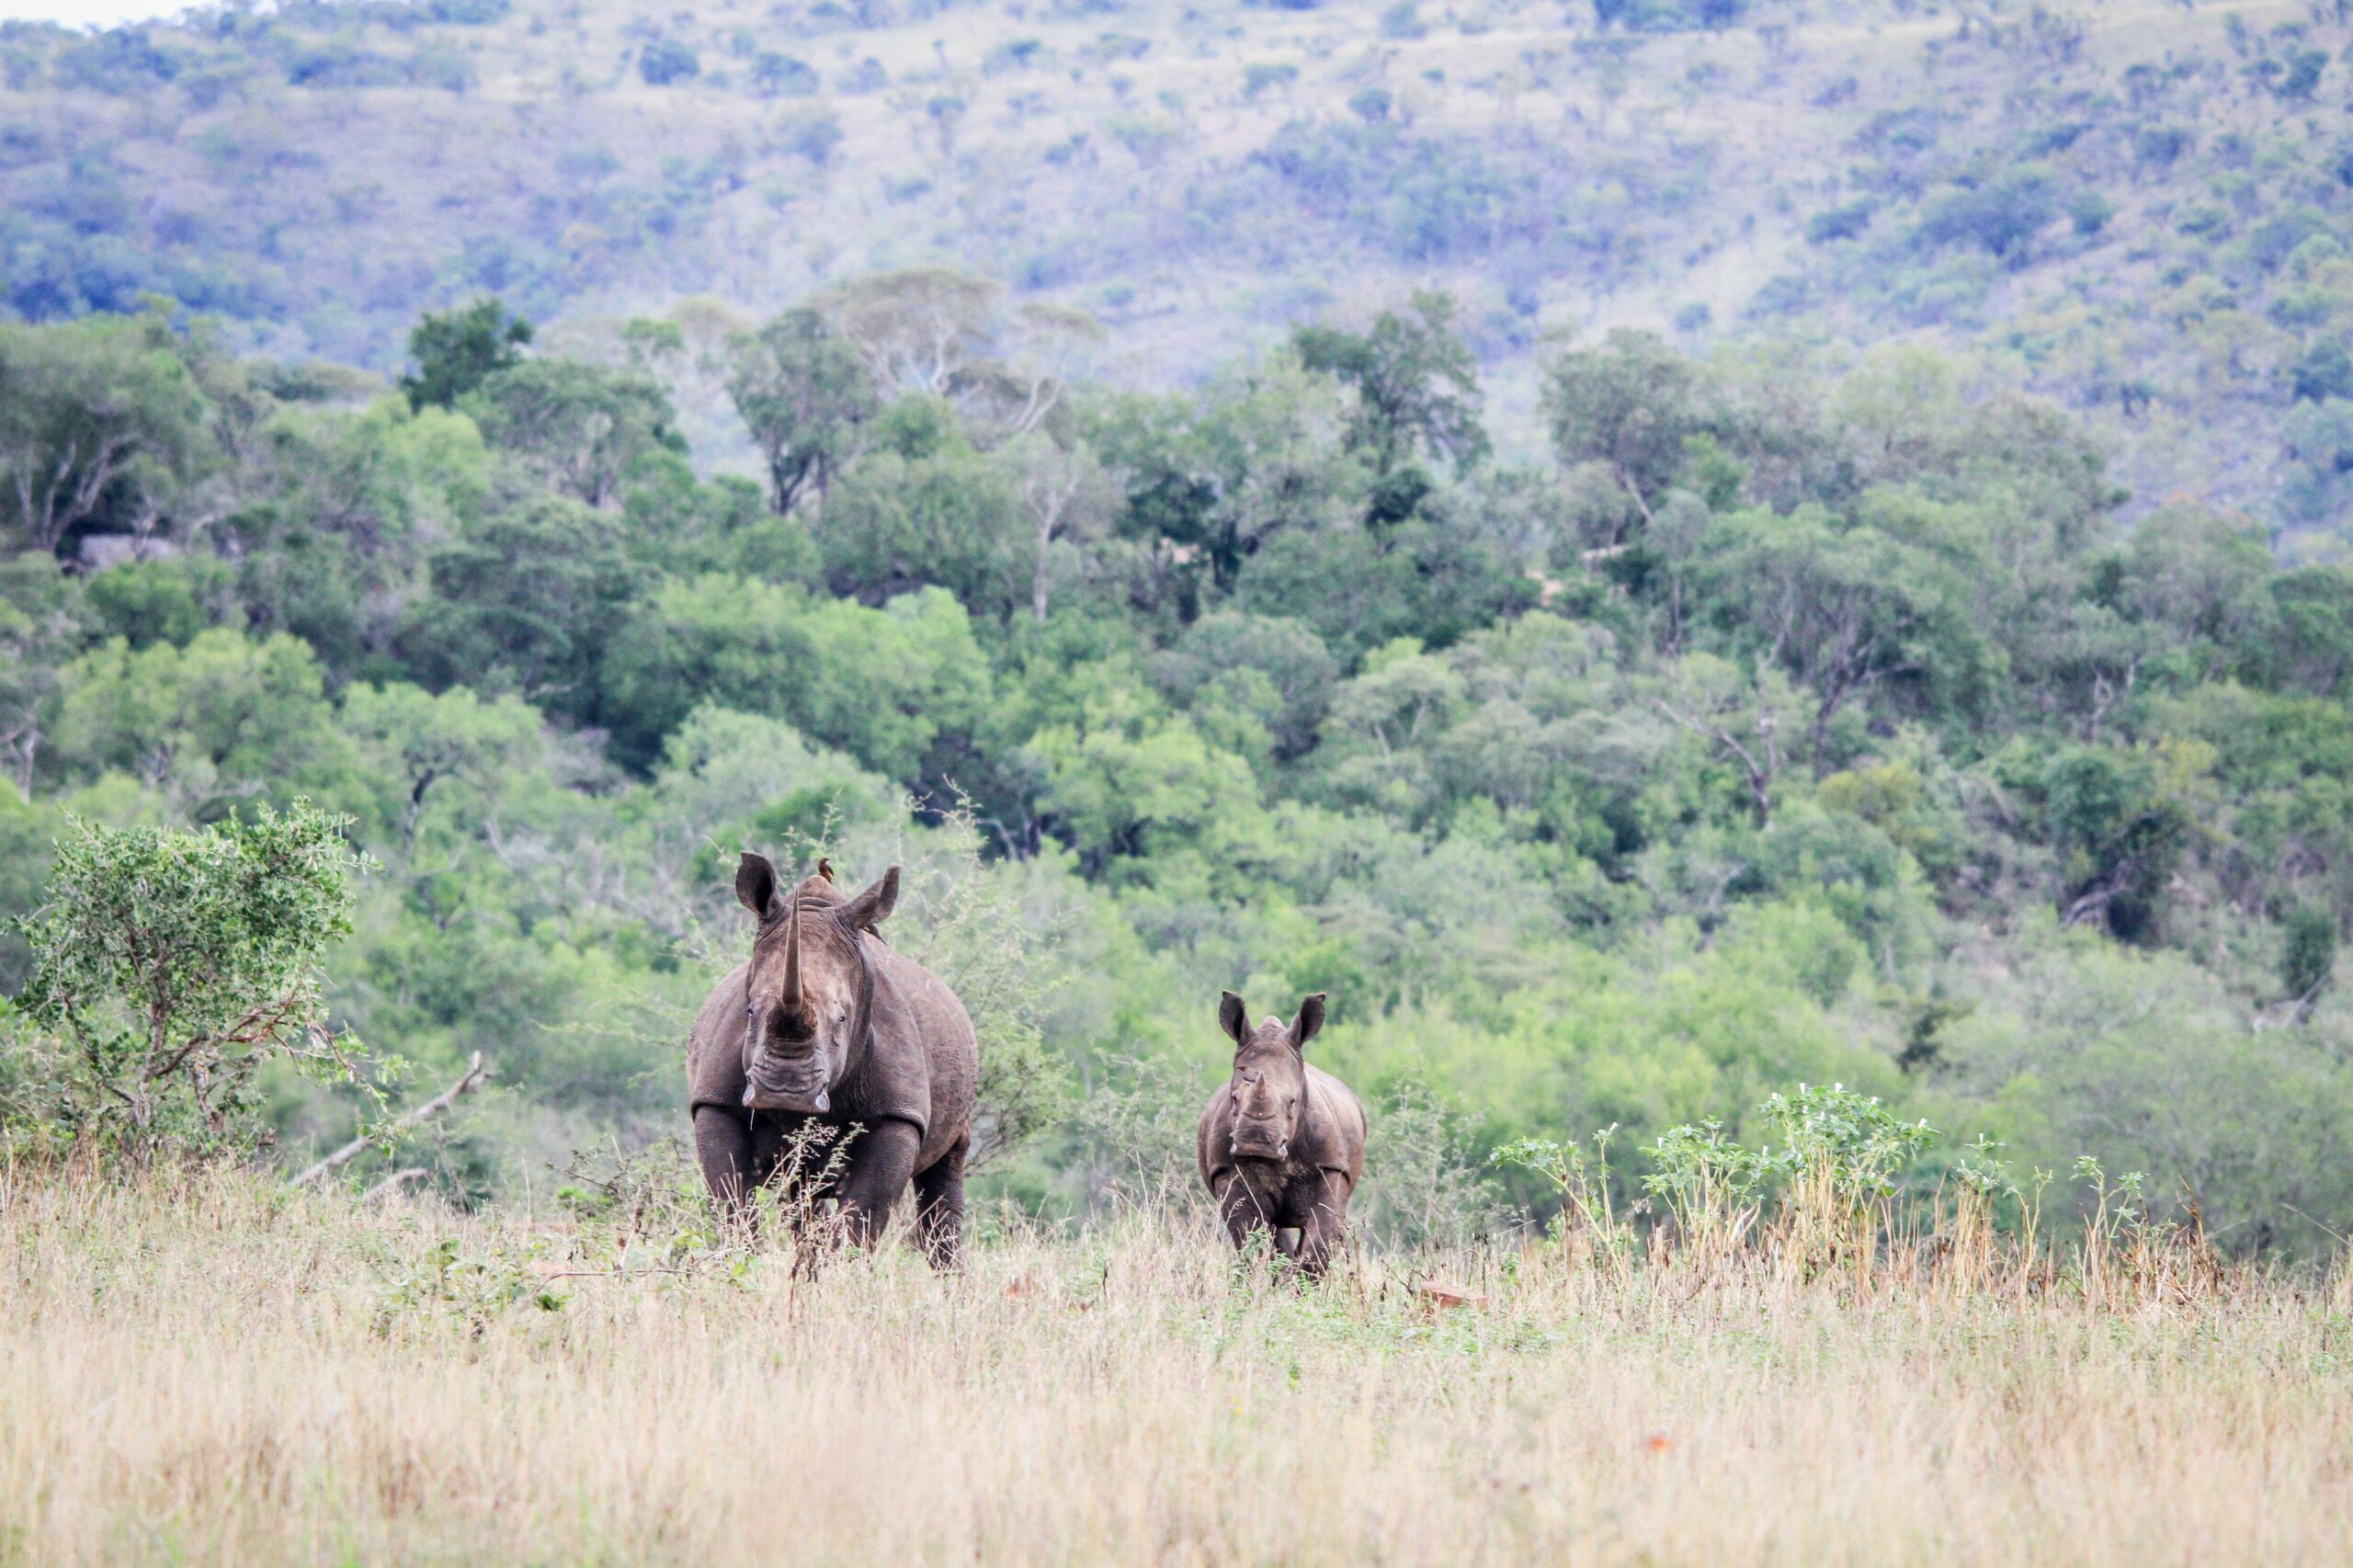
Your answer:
1698,504 -> 1987,759
727,307 -> 877,514
394,497 -> 646,720
399,299 -> 532,412
1292,289 -> 1489,483
17,801 -> 374,1152
0,552 -> 88,793
1540,328 -> 1702,538
461,359 -> 683,509
598,575 -> 989,778
49,630 -> 351,816
0,313 -> 214,557
814,434 -> 1029,619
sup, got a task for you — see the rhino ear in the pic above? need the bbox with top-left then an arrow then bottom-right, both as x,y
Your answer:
735,852 -> 779,919
1219,991 -> 1248,1046
840,865 -> 901,929
1290,994 -> 1327,1052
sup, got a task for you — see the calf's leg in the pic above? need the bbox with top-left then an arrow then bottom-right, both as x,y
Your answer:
1290,1173 -> 1352,1278
1217,1171 -> 1279,1256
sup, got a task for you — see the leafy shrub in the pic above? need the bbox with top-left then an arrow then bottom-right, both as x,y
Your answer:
2068,190 -> 2114,237
2281,904 -> 2336,1003
16,801 -> 376,1157
1242,62 -> 1298,97
1806,199 -> 1874,244
2293,341 -> 2353,403
751,52 -> 819,97
639,40 -> 699,85
1916,166 -> 2058,261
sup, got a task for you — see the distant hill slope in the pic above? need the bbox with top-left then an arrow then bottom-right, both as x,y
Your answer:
3,0 -> 2349,548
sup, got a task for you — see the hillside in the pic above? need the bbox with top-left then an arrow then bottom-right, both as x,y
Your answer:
5,0 -> 2352,547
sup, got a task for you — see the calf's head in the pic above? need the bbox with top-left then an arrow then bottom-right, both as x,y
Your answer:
734,852 -> 900,1115
1218,990 -> 1325,1162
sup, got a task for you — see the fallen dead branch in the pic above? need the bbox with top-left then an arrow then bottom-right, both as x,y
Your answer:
296,1052 -> 489,1187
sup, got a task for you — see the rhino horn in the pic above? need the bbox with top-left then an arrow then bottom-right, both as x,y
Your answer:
779,895 -> 805,1024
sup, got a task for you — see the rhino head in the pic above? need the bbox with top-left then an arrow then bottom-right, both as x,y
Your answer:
733,852 -> 900,1116
1218,990 -> 1325,1162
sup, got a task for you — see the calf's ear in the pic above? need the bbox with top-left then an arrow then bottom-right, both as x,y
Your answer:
1290,993 -> 1327,1051
736,852 -> 779,919
841,865 -> 901,929
1219,990 -> 1249,1046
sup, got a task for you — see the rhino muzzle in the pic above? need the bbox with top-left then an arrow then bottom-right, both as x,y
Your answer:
1230,1122 -> 1290,1161
744,1069 -> 831,1115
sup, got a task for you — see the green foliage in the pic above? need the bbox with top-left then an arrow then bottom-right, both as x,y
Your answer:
399,299 -> 531,411
0,311 -> 214,556
1292,289 -> 1487,484
17,801 -> 375,1153
1916,166 -> 2059,261
0,267 -> 2346,1250
600,576 -> 988,777
461,359 -> 684,507
2281,904 -> 2335,1005
727,307 -> 875,513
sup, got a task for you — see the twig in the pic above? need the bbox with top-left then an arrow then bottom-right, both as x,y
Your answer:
296,1052 -> 489,1187
535,1268 -> 689,1284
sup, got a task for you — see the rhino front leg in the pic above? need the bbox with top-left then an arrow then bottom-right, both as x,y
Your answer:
694,1106 -> 759,1230
1215,1171 -> 1279,1256
835,1118 -> 922,1247
1290,1173 -> 1351,1278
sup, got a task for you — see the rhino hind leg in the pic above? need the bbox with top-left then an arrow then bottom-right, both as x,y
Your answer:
913,1133 -> 968,1271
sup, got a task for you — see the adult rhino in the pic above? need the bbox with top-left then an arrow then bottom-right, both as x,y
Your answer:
1197,991 -> 1367,1276
687,854 -> 977,1267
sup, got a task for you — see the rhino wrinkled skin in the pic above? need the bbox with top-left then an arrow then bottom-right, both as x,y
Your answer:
1197,991 -> 1368,1275
687,854 -> 977,1267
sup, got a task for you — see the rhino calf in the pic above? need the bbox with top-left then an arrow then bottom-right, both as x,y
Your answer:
1196,991 -> 1368,1276
687,855 -> 978,1268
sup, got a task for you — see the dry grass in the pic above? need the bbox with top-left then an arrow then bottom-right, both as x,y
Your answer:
0,1166 -> 2348,1566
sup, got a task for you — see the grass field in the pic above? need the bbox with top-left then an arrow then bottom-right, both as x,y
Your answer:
0,1166 -> 2348,1565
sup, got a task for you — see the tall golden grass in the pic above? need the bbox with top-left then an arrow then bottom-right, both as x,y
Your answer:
0,1162 -> 2347,1566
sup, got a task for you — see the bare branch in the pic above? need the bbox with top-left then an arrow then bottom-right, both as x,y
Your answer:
296,1051 -> 489,1187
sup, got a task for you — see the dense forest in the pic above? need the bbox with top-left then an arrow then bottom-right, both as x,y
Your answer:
0,266 -> 2347,1252
3,0 -> 2353,552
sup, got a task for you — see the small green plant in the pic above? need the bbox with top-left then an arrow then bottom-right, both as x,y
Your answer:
1493,1125 -> 1636,1279
1763,1084 -> 1935,1278
371,1232 -> 564,1338
1643,1117 -> 1779,1262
